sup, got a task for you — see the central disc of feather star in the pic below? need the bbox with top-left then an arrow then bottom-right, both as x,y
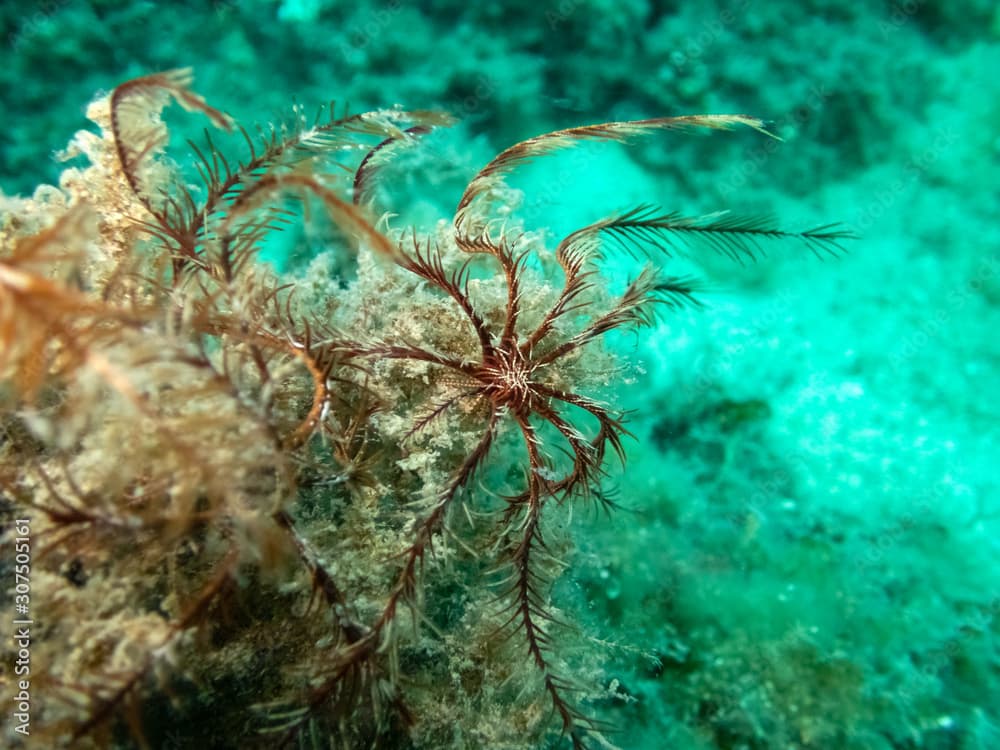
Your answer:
476,345 -> 538,412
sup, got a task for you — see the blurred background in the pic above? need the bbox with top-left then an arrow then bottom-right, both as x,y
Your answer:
3,1 -> 998,748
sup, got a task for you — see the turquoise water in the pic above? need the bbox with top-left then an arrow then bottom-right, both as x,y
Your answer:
2,2 -> 998,748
